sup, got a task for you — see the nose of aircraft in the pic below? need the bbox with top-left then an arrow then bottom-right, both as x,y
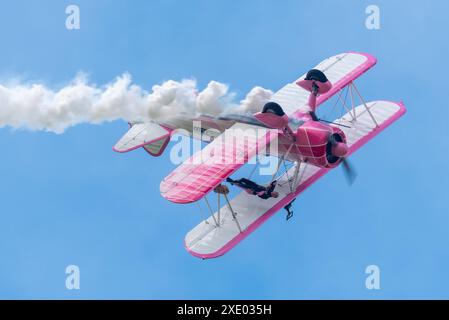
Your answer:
332,142 -> 348,158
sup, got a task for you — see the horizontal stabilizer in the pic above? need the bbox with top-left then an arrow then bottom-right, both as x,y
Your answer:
142,136 -> 171,157
113,122 -> 171,154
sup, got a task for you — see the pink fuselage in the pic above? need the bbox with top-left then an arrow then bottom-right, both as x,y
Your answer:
276,115 -> 346,168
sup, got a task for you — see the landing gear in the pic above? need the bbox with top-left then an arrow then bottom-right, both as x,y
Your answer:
284,199 -> 296,221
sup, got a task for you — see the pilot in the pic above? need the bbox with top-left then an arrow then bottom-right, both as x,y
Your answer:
226,177 -> 279,200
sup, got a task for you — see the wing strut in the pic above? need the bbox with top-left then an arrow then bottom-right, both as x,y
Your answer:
270,142 -> 295,184
204,196 -> 219,227
247,162 -> 260,180
224,192 -> 242,233
290,161 -> 302,191
213,185 -> 242,233
349,82 -> 379,127
271,141 -> 303,193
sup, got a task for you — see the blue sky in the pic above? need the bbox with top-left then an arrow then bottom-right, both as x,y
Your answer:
0,0 -> 448,299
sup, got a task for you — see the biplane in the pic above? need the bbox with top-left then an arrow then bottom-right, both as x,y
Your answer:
113,52 -> 406,259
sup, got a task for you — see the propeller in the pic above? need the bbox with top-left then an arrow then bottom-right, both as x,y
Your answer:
328,134 -> 357,185
341,158 -> 357,185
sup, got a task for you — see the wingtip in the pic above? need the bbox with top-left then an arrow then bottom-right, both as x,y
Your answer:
112,146 -> 124,153
346,51 -> 378,65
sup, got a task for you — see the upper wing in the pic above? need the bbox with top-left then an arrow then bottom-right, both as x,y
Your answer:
270,52 -> 377,117
113,122 -> 171,153
185,100 -> 406,259
160,123 -> 278,204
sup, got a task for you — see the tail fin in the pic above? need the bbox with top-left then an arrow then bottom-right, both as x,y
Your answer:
141,135 -> 171,157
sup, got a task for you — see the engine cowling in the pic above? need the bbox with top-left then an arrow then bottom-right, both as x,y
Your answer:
295,121 -> 348,168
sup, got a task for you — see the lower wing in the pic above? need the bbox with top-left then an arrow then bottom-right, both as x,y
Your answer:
185,101 -> 406,259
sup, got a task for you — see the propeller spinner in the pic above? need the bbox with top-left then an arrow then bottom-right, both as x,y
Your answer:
328,134 -> 357,185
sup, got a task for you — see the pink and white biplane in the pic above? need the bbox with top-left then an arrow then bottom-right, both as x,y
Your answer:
113,52 -> 406,259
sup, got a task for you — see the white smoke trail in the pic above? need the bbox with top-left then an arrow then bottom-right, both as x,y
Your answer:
0,73 -> 273,133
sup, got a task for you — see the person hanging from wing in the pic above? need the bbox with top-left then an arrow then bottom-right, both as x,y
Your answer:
226,177 -> 279,200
